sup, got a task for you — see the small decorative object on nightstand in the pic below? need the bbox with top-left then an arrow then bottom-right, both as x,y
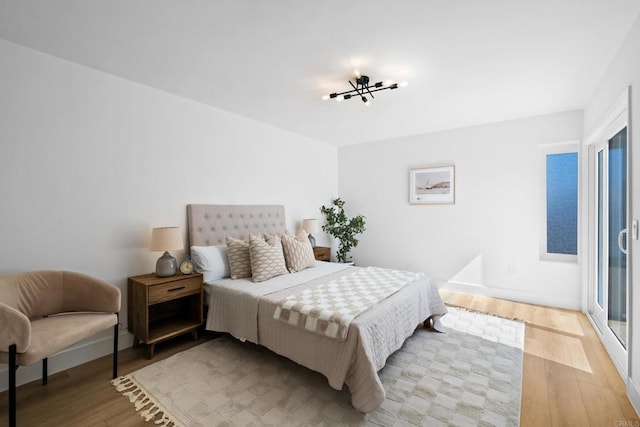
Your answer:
313,246 -> 331,262
150,227 -> 183,277
302,218 -> 320,247
179,259 -> 195,275
127,273 -> 203,359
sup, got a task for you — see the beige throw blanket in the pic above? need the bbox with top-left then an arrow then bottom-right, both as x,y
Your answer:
273,267 -> 424,340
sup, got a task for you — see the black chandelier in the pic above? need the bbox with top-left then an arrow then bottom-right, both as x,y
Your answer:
323,72 -> 408,105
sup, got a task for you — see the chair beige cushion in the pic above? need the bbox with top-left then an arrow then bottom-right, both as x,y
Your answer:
0,312 -> 118,366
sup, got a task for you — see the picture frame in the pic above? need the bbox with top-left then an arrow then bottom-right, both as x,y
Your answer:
409,165 -> 455,205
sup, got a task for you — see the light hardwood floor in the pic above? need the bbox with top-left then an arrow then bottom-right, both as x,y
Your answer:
442,291 -> 639,427
0,292 -> 638,426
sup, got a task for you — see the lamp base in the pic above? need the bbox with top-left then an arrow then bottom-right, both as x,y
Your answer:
308,234 -> 317,248
156,251 -> 177,277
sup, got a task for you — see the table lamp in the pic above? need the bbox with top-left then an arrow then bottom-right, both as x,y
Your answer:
150,227 -> 183,277
301,219 -> 320,247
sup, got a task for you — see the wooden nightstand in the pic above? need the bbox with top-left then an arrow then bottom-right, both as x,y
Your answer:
127,273 -> 203,359
313,246 -> 331,262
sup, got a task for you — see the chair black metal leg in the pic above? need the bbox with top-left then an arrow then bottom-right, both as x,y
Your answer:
42,357 -> 48,385
9,344 -> 17,427
113,313 -> 119,379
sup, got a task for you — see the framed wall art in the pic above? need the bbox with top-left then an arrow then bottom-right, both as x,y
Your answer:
409,165 -> 455,204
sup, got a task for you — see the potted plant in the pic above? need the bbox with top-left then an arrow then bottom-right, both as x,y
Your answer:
320,198 -> 366,263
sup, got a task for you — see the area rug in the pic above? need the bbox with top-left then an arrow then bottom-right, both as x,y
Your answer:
113,307 -> 524,426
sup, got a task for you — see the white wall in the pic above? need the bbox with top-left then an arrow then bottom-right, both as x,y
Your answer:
338,110 -> 583,309
0,39 -> 337,389
583,14 -> 640,413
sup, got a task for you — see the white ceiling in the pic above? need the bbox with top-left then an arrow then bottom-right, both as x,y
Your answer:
1,1 -> 639,146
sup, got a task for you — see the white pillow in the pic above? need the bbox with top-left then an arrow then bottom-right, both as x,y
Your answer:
190,245 -> 231,282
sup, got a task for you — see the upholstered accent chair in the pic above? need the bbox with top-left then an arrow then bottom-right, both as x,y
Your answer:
0,271 -> 121,427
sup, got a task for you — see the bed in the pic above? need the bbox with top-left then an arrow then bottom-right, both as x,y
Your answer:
187,204 -> 447,412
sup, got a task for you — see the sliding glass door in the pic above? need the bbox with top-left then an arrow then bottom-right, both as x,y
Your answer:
588,106 -> 629,376
607,127 -> 627,348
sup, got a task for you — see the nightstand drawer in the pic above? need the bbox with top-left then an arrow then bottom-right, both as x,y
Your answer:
313,246 -> 331,261
148,276 -> 201,304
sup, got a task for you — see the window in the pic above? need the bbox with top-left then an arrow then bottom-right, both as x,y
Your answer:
546,152 -> 578,254
540,142 -> 579,261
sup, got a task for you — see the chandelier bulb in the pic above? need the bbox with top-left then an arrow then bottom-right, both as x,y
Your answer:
322,94 -> 330,100
400,81 -> 409,87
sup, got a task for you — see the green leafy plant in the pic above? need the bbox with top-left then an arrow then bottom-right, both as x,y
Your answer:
320,198 -> 366,263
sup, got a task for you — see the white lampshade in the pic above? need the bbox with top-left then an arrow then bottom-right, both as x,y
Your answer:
301,219 -> 320,234
150,227 -> 183,252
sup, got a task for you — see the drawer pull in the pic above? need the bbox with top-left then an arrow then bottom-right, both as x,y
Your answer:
167,286 -> 186,292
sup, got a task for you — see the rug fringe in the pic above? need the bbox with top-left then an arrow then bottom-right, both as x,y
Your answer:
111,376 -> 183,427
446,304 -> 524,323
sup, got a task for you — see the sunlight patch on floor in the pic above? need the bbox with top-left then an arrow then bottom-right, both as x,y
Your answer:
528,308 -> 585,337
525,326 -> 592,373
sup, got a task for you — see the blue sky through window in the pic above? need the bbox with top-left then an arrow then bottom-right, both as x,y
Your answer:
546,152 -> 578,255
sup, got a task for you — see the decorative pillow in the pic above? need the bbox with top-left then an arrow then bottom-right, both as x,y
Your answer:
249,234 -> 288,282
190,245 -> 230,283
281,231 -> 316,273
226,237 -> 253,279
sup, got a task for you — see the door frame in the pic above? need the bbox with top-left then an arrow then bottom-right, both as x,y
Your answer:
589,140 -> 607,330
583,87 -> 630,380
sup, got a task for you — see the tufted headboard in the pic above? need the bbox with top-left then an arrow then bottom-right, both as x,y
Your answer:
187,204 -> 286,247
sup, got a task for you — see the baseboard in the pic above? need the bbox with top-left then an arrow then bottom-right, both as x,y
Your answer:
441,281 -> 581,310
628,378 -> 640,416
0,329 -> 133,393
